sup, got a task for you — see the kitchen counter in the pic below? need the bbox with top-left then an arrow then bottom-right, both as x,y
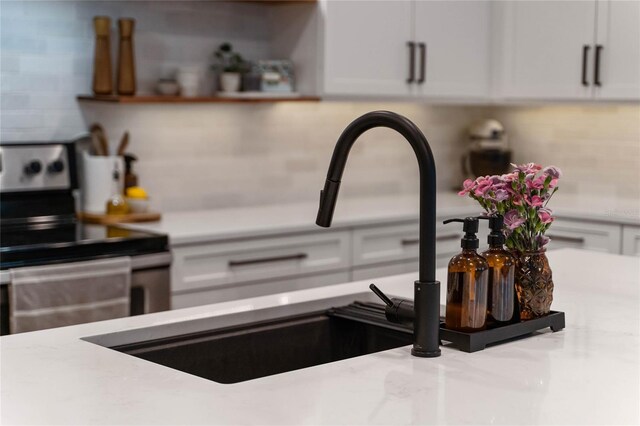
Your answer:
2,249 -> 638,425
125,192 -> 640,246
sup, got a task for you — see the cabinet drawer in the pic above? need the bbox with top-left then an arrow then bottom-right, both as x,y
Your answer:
352,221 -> 481,268
352,260 -> 418,282
622,225 -> 640,256
171,231 -> 351,293
172,271 -> 350,310
547,219 -> 622,253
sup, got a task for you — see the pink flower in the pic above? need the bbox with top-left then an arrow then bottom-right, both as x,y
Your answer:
536,235 -> 550,247
504,210 -> 526,230
526,175 -> 546,190
526,195 -> 544,207
458,179 -> 475,196
511,163 -> 542,174
493,189 -> 510,201
548,178 -> 559,189
473,177 -> 493,197
543,165 -> 563,179
538,208 -> 554,224
502,172 -> 519,183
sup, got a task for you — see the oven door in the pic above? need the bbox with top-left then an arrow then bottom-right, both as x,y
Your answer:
0,252 -> 172,335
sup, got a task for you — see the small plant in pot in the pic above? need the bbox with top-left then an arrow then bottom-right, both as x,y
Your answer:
459,163 -> 563,320
213,43 -> 248,93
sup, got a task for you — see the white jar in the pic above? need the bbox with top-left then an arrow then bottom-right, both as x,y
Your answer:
177,67 -> 203,97
220,72 -> 241,93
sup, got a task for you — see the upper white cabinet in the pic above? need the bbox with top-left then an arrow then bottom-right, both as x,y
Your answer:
413,1 -> 491,99
595,1 -> 640,100
498,0 -> 640,101
322,0 -> 491,100
323,0 -> 414,96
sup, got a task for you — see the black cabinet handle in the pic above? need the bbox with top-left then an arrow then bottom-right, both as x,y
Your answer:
401,238 -> 419,246
546,234 -> 585,244
229,253 -> 308,267
417,42 -> 426,84
581,45 -> 590,86
594,44 -> 603,86
407,41 -> 416,83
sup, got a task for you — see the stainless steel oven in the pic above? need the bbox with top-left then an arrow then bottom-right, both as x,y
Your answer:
0,141 -> 171,335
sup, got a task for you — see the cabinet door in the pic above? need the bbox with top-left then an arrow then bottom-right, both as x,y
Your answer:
594,0 -> 640,100
499,1 -> 596,99
413,0 -> 491,99
323,0 -> 413,96
622,226 -> 640,256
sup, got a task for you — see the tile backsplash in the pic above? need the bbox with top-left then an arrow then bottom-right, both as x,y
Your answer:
2,1 -> 639,212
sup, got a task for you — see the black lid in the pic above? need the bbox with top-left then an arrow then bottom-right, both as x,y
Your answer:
478,214 -> 505,246
443,217 -> 479,249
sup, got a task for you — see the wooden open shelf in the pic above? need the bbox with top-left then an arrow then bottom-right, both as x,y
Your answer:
77,95 -> 321,104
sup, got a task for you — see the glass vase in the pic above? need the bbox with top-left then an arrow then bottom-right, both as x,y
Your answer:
513,250 -> 553,320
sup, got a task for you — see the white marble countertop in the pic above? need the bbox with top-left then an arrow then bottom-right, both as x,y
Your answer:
124,192 -> 640,246
2,249 -> 639,425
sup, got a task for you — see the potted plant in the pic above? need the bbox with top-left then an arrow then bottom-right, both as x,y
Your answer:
458,163 -> 562,319
213,42 -> 248,93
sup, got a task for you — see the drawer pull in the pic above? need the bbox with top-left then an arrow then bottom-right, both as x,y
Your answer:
401,238 -> 420,246
229,253 -> 308,267
547,234 -> 585,244
436,233 -> 461,242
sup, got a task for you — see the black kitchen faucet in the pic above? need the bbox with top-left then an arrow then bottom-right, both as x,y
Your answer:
315,111 -> 441,358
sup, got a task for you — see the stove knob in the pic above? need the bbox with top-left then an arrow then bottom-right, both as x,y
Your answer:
47,159 -> 65,174
24,160 -> 42,176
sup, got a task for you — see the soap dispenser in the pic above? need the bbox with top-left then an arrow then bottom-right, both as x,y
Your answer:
443,217 -> 489,332
479,215 -> 515,323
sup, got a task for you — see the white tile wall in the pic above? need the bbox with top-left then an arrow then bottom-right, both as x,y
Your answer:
2,1 -> 639,212
491,105 -> 640,200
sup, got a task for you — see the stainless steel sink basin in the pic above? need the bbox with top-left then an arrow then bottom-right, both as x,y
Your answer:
109,305 -> 412,384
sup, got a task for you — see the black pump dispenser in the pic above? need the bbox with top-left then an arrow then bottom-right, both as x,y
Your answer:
478,215 -> 505,246
443,217 -> 480,250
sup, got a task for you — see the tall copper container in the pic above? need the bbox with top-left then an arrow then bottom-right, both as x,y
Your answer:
117,18 -> 136,96
92,16 -> 113,95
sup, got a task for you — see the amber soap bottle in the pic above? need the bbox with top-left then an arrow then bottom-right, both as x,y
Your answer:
443,217 -> 489,332
479,215 -> 515,323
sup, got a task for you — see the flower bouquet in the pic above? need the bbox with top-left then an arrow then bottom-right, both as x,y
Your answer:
458,163 -> 563,319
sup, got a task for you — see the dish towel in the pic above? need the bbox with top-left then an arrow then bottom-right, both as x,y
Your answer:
9,257 -> 131,334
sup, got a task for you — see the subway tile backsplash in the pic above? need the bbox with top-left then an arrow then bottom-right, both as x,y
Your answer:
1,1 -> 639,212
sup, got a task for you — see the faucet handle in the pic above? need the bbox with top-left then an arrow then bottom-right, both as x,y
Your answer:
369,283 -> 394,307
369,283 -> 415,326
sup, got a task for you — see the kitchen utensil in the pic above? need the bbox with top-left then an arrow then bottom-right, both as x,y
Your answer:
90,123 -> 109,156
117,131 -> 129,156
92,16 -> 113,95
116,18 -> 136,96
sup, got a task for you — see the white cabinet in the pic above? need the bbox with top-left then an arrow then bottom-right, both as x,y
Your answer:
171,231 -> 351,293
413,1 -> 491,99
622,226 -> 640,256
594,1 -> 640,100
498,0 -> 640,100
546,218 -> 622,253
322,0 -> 491,99
323,0 -> 414,96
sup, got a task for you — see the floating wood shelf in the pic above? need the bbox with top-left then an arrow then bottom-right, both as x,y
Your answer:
77,95 -> 321,104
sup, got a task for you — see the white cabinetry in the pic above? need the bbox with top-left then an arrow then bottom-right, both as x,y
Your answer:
595,0 -> 640,100
322,0 -> 491,99
546,218 -> 622,253
498,0 -> 640,100
323,0 -> 413,96
622,226 -> 640,256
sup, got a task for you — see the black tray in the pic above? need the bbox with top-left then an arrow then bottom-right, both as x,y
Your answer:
330,302 -> 565,353
439,311 -> 566,353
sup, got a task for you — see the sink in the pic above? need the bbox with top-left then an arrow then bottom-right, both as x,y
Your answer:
108,304 -> 412,384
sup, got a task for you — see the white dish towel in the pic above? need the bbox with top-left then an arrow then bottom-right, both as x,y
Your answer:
9,257 -> 131,334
